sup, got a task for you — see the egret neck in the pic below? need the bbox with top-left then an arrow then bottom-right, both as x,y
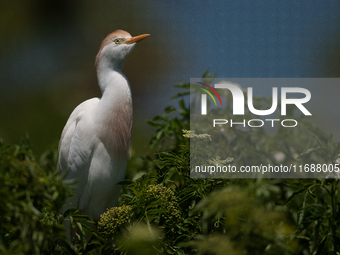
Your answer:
95,55 -> 133,161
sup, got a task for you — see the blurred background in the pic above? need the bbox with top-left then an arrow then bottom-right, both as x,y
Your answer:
1,1 -> 340,156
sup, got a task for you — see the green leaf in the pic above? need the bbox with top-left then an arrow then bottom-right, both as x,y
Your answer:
179,99 -> 186,110
72,214 -> 94,223
286,185 -> 312,204
174,83 -> 190,89
117,180 -> 133,185
314,234 -> 328,255
299,147 -> 320,158
63,207 -> 78,218
165,106 -> 177,113
83,242 -> 102,253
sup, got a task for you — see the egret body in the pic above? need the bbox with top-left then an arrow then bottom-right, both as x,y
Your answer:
58,30 -> 149,225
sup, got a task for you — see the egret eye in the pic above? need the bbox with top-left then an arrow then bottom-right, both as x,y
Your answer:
114,38 -> 123,44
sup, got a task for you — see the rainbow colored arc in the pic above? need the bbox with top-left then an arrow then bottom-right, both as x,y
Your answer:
196,82 -> 222,106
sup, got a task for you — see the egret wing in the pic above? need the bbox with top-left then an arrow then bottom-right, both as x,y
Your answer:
58,98 -> 99,208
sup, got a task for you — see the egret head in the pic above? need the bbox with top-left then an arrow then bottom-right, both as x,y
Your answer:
96,30 -> 150,71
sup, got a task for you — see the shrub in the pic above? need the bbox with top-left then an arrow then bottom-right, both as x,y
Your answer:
0,137 -> 71,254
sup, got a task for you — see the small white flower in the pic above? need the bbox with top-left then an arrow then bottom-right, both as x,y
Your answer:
182,130 -> 212,141
208,156 -> 234,165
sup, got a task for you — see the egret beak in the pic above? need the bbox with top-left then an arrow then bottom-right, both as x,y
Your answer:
125,34 -> 150,44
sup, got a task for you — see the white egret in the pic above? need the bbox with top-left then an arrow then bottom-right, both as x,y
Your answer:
58,30 -> 150,235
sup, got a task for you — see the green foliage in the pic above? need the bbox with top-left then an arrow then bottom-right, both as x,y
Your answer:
1,73 -> 340,254
286,134 -> 340,254
0,137 -> 71,254
189,183 -> 295,255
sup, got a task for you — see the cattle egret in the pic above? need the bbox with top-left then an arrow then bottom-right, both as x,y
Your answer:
58,30 -> 150,235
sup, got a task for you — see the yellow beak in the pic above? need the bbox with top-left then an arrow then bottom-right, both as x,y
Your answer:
125,34 -> 150,44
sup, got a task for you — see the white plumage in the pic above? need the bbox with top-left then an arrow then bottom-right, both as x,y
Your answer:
58,30 -> 149,230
